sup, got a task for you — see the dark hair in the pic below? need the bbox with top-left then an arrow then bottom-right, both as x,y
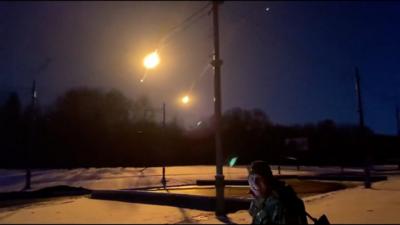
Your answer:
248,160 -> 273,180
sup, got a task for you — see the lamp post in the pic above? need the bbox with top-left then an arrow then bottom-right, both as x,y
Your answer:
211,1 -> 225,216
142,51 -> 193,188
141,1 -> 225,214
142,51 -> 167,187
355,67 -> 371,189
25,80 -> 37,190
161,102 -> 167,188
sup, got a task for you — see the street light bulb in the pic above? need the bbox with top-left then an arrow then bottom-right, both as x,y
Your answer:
143,51 -> 160,69
182,95 -> 190,104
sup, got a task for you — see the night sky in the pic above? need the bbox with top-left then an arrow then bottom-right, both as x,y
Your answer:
1,1 -> 399,135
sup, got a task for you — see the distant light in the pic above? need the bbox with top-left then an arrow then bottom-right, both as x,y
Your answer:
182,95 -> 190,104
140,79 -> 144,83
265,7 -> 270,11
143,51 -> 160,69
196,121 -> 203,127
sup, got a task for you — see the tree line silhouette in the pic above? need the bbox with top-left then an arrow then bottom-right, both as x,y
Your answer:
0,87 -> 399,169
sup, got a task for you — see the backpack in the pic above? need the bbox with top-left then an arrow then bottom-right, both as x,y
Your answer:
276,182 -> 330,225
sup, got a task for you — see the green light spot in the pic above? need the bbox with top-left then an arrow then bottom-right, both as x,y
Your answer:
229,157 -> 238,167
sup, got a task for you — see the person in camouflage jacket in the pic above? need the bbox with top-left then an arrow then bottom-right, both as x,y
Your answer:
248,160 -> 308,224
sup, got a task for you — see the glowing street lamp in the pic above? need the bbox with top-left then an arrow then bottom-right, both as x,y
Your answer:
181,95 -> 190,105
143,51 -> 160,69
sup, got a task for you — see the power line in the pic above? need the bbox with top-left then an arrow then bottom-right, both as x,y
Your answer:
161,6 -> 212,51
180,7 -> 211,33
166,2 -> 211,35
158,2 -> 212,49
155,3 -> 214,96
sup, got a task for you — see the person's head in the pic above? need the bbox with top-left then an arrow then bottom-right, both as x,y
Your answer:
248,160 -> 274,198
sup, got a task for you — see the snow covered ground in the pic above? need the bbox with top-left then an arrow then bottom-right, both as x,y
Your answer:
0,165 -> 329,192
0,165 -> 367,193
0,166 -> 251,192
0,165 -> 399,224
0,196 -> 220,224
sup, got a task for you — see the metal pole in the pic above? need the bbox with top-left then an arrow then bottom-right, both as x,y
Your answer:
162,102 -> 166,128
396,106 -> 400,170
396,105 -> 400,136
161,102 -> 167,188
211,1 -> 225,216
25,80 -> 36,190
355,68 -> 365,130
355,67 -> 371,188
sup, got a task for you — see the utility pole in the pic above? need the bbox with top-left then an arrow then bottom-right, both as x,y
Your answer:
355,67 -> 371,188
396,105 -> 400,136
396,106 -> 400,170
211,0 -> 225,216
161,102 -> 167,189
25,80 -> 37,190
23,59 -> 49,190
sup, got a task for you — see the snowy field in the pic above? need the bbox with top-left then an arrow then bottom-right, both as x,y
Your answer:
0,166 -> 246,192
0,165 -> 399,224
0,166 -> 253,192
0,165 -> 374,193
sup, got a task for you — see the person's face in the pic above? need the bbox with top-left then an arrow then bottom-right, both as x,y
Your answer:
248,174 -> 268,198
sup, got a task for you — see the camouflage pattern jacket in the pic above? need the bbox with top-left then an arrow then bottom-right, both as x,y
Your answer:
249,186 -> 308,224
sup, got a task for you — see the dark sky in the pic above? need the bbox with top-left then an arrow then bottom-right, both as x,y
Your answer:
1,1 -> 399,135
